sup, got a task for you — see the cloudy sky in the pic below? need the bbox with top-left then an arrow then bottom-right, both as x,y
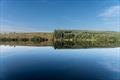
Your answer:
0,0 -> 120,32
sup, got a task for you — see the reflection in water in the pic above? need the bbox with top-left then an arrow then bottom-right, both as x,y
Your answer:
54,41 -> 120,49
0,40 -> 120,49
0,46 -> 120,80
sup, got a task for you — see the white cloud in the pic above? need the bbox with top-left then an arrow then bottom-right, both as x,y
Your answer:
99,5 -> 120,18
98,5 -> 120,31
0,19 -> 52,33
0,24 -> 37,33
0,19 -> 36,33
100,62 -> 120,72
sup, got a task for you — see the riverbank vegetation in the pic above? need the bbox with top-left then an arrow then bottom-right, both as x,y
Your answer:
0,30 -> 120,48
54,30 -> 120,42
0,32 -> 53,42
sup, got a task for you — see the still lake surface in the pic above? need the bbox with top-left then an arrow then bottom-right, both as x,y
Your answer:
0,46 -> 120,80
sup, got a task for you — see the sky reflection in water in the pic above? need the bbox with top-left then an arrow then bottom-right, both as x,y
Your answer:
0,46 -> 120,80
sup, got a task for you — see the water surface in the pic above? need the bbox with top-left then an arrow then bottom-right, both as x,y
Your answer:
0,46 -> 120,80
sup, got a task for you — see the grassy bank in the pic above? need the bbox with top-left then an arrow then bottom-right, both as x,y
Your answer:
0,32 -> 54,42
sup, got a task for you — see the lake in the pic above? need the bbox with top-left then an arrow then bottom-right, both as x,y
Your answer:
0,45 -> 120,80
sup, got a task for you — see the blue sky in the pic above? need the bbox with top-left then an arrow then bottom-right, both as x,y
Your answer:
0,0 -> 120,32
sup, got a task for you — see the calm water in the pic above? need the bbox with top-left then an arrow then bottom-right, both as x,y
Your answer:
0,46 -> 120,80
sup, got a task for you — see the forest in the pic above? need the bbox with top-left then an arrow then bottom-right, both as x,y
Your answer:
54,30 -> 120,42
